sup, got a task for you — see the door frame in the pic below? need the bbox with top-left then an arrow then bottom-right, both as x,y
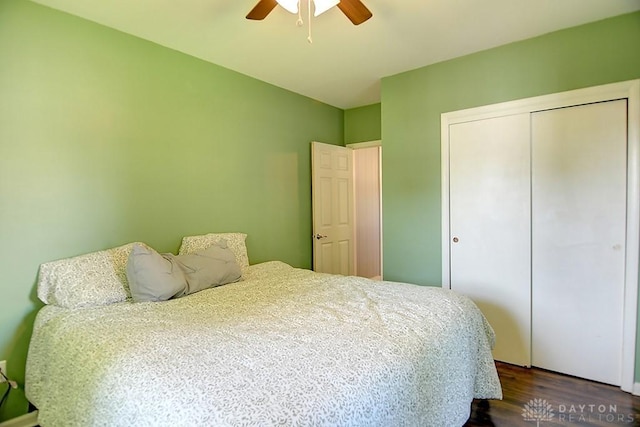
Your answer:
347,140 -> 383,280
440,79 -> 640,393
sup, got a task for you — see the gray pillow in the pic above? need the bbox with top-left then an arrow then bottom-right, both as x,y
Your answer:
126,242 -> 241,303
126,244 -> 187,302
178,240 -> 242,295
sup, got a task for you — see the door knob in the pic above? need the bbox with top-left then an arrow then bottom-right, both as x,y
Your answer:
452,237 -> 459,243
314,233 -> 328,240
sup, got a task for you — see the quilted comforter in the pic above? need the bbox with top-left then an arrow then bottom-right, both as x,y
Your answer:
26,261 -> 501,426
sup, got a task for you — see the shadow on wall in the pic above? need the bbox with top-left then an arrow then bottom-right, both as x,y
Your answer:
0,280 -> 43,421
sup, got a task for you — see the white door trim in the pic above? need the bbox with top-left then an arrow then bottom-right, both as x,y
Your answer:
346,140 -> 382,149
441,79 -> 640,393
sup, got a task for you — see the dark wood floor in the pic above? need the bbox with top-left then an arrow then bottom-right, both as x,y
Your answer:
465,362 -> 640,426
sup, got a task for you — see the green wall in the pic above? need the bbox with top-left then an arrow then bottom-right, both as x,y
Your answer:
381,10 -> 640,375
344,103 -> 381,144
0,0 -> 342,420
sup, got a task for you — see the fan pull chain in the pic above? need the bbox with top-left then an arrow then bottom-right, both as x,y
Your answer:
307,0 -> 313,43
296,1 -> 303,27
293,0 -> 313,44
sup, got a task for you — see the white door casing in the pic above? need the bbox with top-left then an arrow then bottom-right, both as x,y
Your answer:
441,79 -> 640,393
311,141 -> 354,275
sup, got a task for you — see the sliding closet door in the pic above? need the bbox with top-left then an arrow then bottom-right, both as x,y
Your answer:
449,113 -> 531,366
531,100 -> 627,385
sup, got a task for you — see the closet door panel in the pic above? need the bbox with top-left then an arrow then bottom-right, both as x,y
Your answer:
531,100 -> 627,385
449,113 -> 531,366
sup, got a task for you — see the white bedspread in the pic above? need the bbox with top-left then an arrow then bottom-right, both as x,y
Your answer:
26,261 -> 501,426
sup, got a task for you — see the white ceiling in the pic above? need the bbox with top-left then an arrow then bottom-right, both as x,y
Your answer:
31,0 -> 640,109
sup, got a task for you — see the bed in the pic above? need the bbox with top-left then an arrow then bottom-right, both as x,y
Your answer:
25,233 -> 502,426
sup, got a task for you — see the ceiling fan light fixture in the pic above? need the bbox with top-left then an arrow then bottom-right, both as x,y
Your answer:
276,0 -> 299,14
313,0 -> 339,17
246,0 -> 372,26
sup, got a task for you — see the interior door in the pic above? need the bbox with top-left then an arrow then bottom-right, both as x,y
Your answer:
449,113 -> 532,366
531,100 -> 627,385
311,141 -> 354,275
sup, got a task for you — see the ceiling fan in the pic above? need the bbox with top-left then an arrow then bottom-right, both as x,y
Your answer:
246,0 -> 373,25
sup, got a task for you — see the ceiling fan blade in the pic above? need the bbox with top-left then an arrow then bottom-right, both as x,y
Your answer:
337,0 -> 372,25
246,0 -> 278,20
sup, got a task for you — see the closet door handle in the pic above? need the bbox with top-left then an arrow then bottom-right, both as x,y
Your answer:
452,237 -> 459,243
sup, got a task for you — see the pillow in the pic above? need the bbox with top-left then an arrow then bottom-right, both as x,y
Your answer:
126,244 -> 187,302
178,241 -> 242,295
127,241 -> 241,303
179,232 -> 249,274
37,242 -> 144,309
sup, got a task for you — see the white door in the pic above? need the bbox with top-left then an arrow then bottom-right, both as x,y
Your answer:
531,100 -> 627,385
449,113 -> 532,366
311,141 -> 354,275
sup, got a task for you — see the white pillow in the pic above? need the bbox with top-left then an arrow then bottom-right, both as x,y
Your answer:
178,232 -> 249,275
37,242 -> 146,309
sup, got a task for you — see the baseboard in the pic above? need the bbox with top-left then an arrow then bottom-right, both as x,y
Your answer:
0,411 -> 38,427
633,383 -> 640,396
